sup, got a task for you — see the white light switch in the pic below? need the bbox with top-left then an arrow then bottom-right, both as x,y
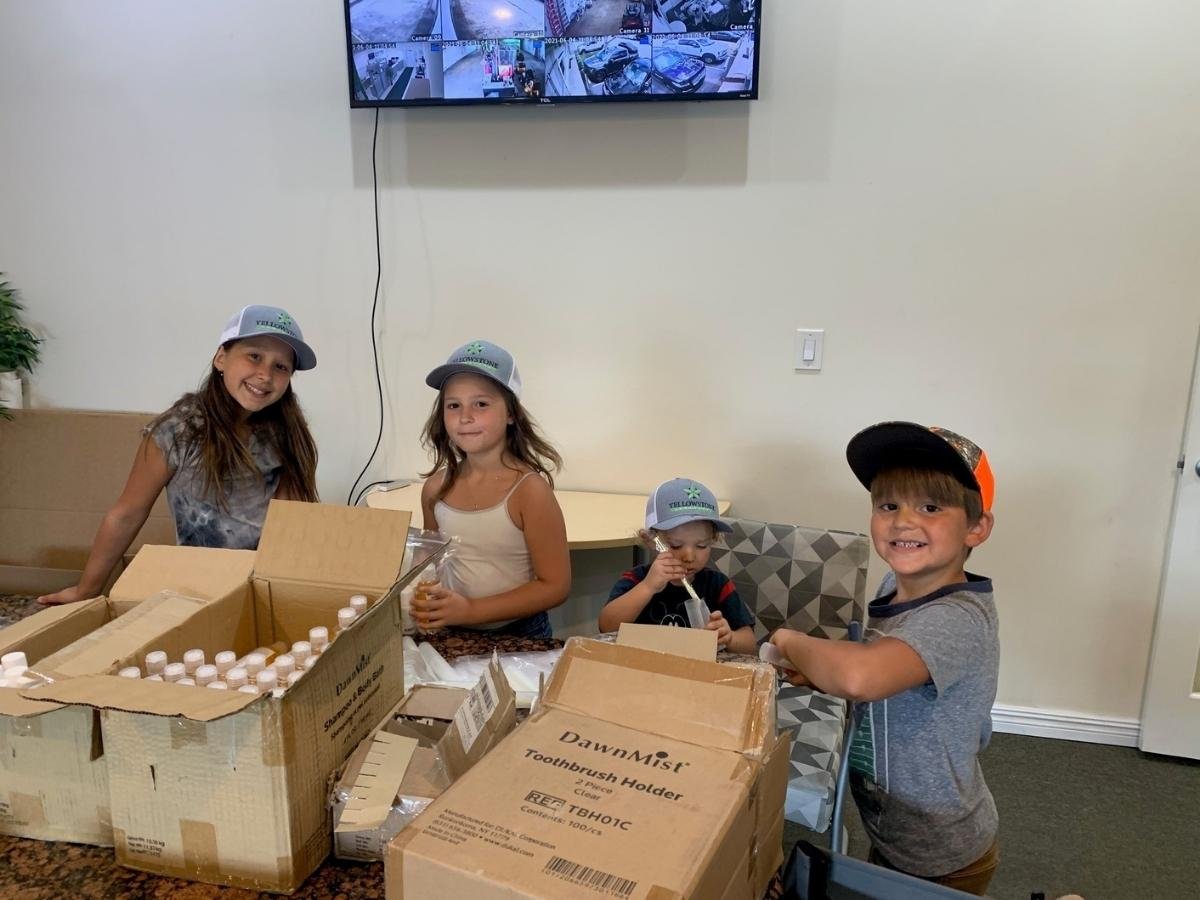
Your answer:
794,329 -> 824,371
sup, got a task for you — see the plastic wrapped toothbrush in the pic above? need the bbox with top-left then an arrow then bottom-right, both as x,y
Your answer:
650,533 -> 711,629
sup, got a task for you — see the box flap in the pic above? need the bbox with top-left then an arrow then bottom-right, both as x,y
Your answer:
23,674 -> 259,721
334,731 -> 419,834
617,623 -> 718,660
110,545 -> 255,605
34,590 -> 215,680
398,685 -> 470,721
0,689 -> 65,718
0,596 -> 111,657
543,638 -> 773,755
253,500 -> 412,590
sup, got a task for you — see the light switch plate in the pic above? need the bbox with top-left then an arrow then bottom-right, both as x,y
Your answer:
794,329 -> 824,371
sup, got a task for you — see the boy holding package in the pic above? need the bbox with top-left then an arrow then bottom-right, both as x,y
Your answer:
770,422 -> 1000,895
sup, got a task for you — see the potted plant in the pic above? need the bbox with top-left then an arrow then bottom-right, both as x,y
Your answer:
0,275 -> 42,418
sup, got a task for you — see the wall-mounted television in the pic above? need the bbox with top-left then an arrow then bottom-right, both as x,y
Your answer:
343,1 -> 761,107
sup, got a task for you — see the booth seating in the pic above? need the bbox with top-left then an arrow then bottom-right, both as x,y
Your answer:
710,519 -> 870,832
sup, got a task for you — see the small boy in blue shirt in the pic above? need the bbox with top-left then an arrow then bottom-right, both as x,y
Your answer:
771,423 -> 1000,896
600,477 -> 757,655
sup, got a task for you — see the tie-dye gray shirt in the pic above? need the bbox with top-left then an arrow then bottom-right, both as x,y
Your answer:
148,406 -> 281,549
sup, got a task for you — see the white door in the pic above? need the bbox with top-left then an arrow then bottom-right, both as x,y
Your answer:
1140,329 -> 1200,759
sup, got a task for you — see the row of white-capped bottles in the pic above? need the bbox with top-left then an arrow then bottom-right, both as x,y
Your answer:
116,593 -> 375,696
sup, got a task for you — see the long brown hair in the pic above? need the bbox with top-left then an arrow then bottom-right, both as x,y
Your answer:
149,345 -> 319,507
420,382 -> 562,500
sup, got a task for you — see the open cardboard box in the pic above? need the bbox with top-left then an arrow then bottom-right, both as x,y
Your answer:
385,629 -> 790,900
332,656 -> 518,861
28,500 -> 444,893
0,408 -> 176,595
0,547 -> 252,845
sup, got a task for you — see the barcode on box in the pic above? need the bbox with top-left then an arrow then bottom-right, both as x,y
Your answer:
542,855 -> 637,897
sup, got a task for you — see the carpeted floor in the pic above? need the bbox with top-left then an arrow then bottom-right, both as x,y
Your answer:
785,731 -> 1200,899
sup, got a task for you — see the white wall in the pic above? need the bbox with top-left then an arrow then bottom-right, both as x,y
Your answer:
2,1 -> 1198,723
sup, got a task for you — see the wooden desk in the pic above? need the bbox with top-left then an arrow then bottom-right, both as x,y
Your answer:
365,483 -> 731,551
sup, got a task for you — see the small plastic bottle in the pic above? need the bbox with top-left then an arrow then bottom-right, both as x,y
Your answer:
182,649 -> 205,675
290,641 -> 311,666
255,670 -> 278,694
349,594 -> 369,616
2,651 -> 28,670
176,677 -> 196,687
194,664 -> 219,687
163,662 -> 186,683
118,667 -> 142,679
309,626 -> 329,655
243,652 -> 267,678
273,654 -> 296,678
225,667 -> 249,689
214,650 -> 238,675
144,650 -> 168,676
207,681 -> 230,690
337,607 -> 357,634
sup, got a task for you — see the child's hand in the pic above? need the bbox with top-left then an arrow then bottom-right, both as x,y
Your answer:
705,610 -> 732,649
769,628 -> 811,685
645,550 -> 687,591
37,585 -> 86,606
412,583 -> 472,630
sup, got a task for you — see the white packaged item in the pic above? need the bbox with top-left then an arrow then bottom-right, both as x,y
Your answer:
337,607 -> 357,633
145,674 -> 164,683
182,649 -> 205,675
225,667 -> 249,689
118,667 -> 142,679
195,664 -> 219,687
349,594 -> 369,616
163,662 -> 186,683
244,652 -> 267,677
214,650 -> 238,674
144,650 -> 168,676
176,677 -> 196,687
238,684 -> 259,695
2,651 -> 28,670
256,670 -> 278,692
759,642 -> 798,672
309,626 -> 329,654
291,641 -> 311,666
273,654 -> 296,678
207,681 -> 230,690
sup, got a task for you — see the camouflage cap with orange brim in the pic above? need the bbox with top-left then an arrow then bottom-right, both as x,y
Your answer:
846,422 -> 995,512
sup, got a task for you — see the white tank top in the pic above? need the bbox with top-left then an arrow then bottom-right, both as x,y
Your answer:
434,471 -> 536,631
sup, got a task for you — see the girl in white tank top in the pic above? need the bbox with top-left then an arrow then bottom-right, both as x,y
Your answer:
411,340 -> 570,638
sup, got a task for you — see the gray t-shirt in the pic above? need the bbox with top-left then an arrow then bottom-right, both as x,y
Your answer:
149,405 -> 281,550
847,573 -> 999,876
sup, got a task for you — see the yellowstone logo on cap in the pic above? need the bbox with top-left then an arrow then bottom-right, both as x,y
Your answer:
668,483 -> 717,515
255,311 -> 297,336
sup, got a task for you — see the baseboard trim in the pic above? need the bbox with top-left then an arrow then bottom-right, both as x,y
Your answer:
991,704 -> 1140,747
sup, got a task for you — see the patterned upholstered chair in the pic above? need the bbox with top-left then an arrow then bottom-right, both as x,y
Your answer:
709,518 -> 870,832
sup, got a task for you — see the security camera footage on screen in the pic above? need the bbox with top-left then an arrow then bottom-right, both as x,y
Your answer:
345,0 -> 759,105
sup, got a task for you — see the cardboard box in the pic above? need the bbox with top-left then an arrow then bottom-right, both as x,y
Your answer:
332,657 -> 518,861
385,635 -> 788,900
0,408 -> 176,595
31,500 -> 441,893
0,546 -> 251,845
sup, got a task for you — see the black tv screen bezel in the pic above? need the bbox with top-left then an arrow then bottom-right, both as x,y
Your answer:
343,1 -> 763,109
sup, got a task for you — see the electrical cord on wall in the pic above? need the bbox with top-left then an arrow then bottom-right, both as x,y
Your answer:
346,107 -> 385,507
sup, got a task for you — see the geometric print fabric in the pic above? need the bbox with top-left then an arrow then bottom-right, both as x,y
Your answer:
709,518 -> 871,832
710,518 -> 869,642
